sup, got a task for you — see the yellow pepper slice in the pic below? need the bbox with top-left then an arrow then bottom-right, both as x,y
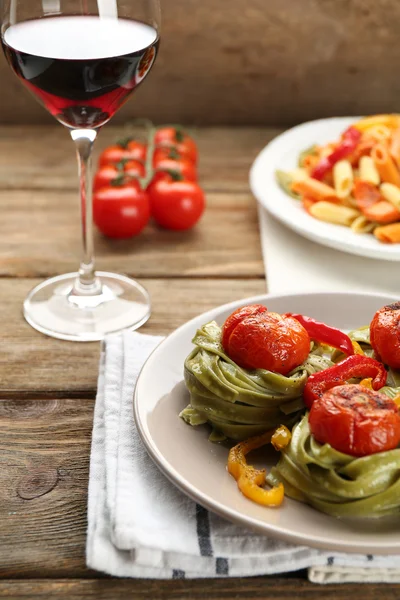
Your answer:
271,425 -> 292,451
360,377 -> 373,389
227,430 -> 284,507
354,115 -> 400,132
352,340 -> 365,355
393,394 -> 400,409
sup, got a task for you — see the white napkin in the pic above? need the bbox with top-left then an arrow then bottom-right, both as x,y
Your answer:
258,207 -> 400,296
87,330 -> 400,582
258,205 -> 400,582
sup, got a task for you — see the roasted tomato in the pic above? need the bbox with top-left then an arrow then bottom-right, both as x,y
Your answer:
222,305 -> 267,350
370,302 -> 400,368
309,384 -> 400,456
221,305 -> 310,375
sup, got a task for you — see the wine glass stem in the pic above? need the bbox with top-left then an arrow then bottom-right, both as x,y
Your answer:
70,129 -> 99,294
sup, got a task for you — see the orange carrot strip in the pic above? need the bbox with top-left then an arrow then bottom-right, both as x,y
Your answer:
291,178 -> 339,203
371,143 -> 400,186
374,223 -> 400,243
363,200 -> 400,224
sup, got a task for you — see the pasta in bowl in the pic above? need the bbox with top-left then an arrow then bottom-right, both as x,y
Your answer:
276,114 -> 400,244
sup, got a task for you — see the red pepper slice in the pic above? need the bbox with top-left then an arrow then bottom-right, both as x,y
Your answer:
303,355 -> 387,408
311,126 -> 362,181
287,313 -> 354,357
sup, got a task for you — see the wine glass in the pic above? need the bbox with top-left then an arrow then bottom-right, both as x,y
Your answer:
0,0 -> 161,341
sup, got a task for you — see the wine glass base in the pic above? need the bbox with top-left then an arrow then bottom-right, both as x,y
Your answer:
23,272 -> 151,342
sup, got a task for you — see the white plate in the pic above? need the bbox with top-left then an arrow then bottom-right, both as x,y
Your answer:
134,291 -> 400,554
250,116 -> 400,261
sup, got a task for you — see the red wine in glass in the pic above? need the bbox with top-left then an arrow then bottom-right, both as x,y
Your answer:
0,1 -> 161,342
2,16 -> 159,128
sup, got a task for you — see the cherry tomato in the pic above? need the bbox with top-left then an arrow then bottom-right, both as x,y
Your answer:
370,302 -> 400,368
152,158 -> 197,183
154,127 -> 198,165
222,305 -> 268,350
93,179 -> 150,239
221,307 -> 310,375
309,384 -> 400,456
148,177 -> 205,231
152,146 -> 183,165
94,160 -> 145,192
123,159 -> 146,179
94,164 -> 120,192
98,138 -> 147,167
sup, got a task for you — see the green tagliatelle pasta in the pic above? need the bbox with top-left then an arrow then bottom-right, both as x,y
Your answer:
266,324 -> 400,518
180,321 -> 333,441
267,414 -> 400,518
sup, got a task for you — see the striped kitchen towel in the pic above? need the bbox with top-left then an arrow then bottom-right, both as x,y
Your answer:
86,330 -> 400,582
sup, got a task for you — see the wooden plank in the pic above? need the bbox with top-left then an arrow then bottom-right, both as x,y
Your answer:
0,189 -> 263,278
0,278 -> 265,394
0,578 -> 398,599
0,399 -> 91,577
0,125 -> 275,193
0,0 -> 400,126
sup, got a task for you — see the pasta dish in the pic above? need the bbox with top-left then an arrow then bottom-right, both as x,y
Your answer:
181,302 -> 400,518
276,114 -> 400,243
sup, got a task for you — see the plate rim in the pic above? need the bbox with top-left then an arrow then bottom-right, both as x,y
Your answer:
134,290 -> 400,554
249,116 -> 400,261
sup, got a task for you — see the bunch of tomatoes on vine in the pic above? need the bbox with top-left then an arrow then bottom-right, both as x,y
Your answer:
93,126 -> 205,238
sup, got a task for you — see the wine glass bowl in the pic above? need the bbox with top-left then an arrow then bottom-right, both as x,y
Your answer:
0,0 -> 161,341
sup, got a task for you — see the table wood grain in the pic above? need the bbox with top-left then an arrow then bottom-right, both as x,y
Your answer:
1,126 -> 398,599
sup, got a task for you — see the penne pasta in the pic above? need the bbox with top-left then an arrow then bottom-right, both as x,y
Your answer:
365,125 -> 392,142
359,156 -> 380,185
341,195 -> 359,208
288,168 -> 308,182
380,182 -> 400,211
374,223 -> 400,243
390,127 -> 400,169
333,160 -> 354,199
309,201 -> 359,226
275,116 -> 400,244
350,215 -> 376,234
371,143 -> 400,186
291,178 -> 339,203
275,170 -> 300,199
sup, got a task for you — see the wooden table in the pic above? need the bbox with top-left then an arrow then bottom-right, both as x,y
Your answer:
0,125 -> 398,599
